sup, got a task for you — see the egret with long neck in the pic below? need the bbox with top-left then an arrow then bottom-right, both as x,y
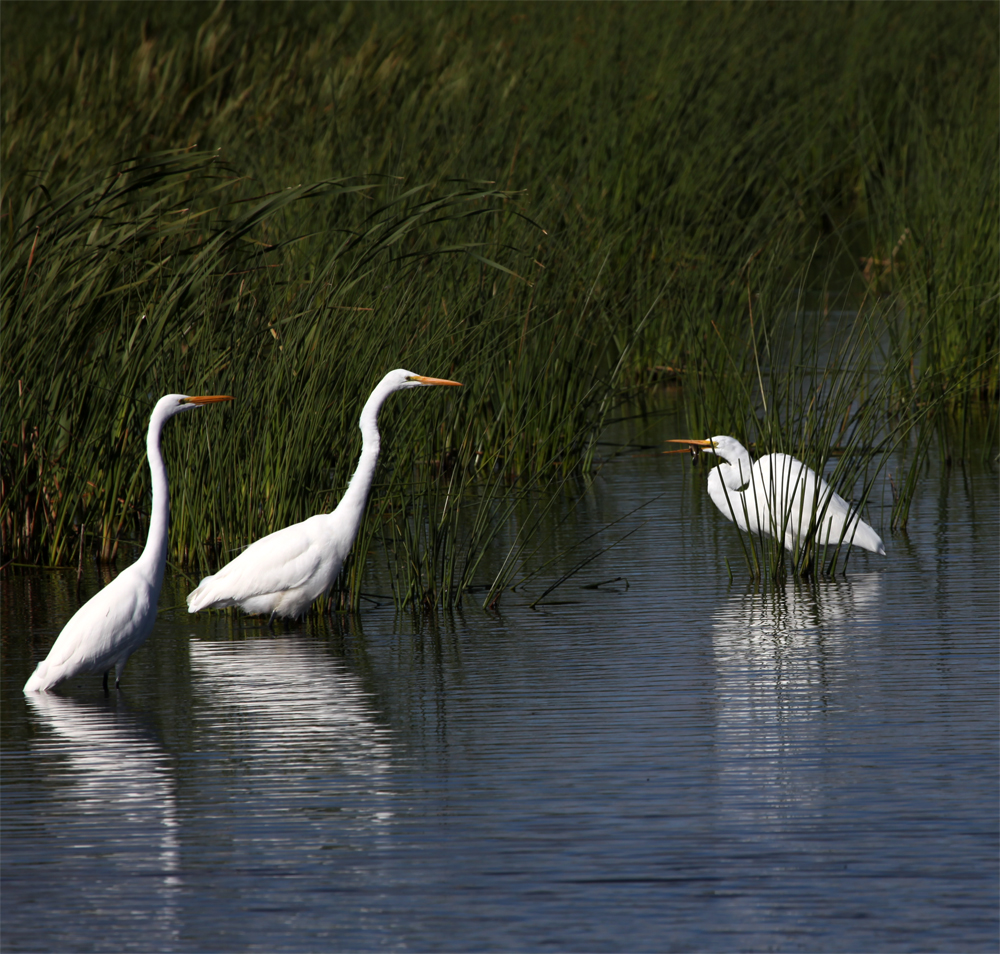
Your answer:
24,393 -> 233,694
186,369 -> 462,621
668,435 -> 886,556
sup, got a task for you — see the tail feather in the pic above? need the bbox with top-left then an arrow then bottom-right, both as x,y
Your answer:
854,522 -> 886,555
187,580 -> 214,613
24,661 -> 56,693
842,514 -> 886,555
187,575 -> 240,613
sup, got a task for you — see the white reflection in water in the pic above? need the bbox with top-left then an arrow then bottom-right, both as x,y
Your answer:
23,692 -> 180,945
711,573 -> 884,818
188,637 -> 394,827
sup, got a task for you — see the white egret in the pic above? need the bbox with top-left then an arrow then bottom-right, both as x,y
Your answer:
24,393 -> 234,694
186,369 -> 462,622
668,435 -> 886,556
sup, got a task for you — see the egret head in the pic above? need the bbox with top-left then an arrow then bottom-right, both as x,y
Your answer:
389,369 -> 463,390
156,393 -> 234,419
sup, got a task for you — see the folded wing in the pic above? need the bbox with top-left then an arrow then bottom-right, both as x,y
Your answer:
186,515 -> 342,615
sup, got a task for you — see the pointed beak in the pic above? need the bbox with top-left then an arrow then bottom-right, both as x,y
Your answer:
409,376 -> 463,387
665,438 -> 713,454
183,395 -> 235,405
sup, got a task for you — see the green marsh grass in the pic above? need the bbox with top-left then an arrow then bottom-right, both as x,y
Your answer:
3,2 -> 996,603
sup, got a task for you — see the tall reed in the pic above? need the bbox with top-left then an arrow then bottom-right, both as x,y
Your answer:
3,2 -> 996,603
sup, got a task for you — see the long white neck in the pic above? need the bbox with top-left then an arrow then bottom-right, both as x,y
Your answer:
707,466 -> 746,532
715,451 -> 753,490
136,406 -> 171,585
706,446 -> 758,534
329,377 -> 398,530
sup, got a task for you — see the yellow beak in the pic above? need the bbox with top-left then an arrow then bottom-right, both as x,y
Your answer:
665,438 -> 713,454
184,395 -> 235,405
409,376 -> 463,387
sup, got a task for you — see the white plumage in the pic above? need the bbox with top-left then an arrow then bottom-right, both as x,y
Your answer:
669,435 -> 886,556
24,393 -> 233,694
186,369 -> 462,621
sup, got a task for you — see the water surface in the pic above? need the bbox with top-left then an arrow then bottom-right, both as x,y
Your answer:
2,415 -> 997,952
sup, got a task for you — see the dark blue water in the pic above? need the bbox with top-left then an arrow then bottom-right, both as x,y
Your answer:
2,416 -> 997,952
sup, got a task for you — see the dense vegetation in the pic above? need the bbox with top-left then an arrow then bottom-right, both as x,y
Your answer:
3,1 -> 997,595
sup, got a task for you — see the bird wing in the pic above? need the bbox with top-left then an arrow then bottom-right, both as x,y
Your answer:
41,568 -> 150,675
756,454 -> 883,552
812,484 -> 885,552
188,516 -> 334,609
758,454 -> 818,538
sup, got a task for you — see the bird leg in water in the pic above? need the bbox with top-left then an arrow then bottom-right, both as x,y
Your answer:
103,670 -> 110,696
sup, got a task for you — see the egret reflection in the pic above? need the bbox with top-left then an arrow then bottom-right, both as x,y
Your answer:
712,572 -> 884,658
22,692 -> 180,946
188,637 -> 394,826
711,573 -> 885,812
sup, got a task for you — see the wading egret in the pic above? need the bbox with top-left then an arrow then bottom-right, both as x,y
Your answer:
23,393 -> 234,694
186,369 -> 462,622
668,435 -> 886,556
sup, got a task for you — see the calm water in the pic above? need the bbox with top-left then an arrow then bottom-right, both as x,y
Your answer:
2,413 -> 997,953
